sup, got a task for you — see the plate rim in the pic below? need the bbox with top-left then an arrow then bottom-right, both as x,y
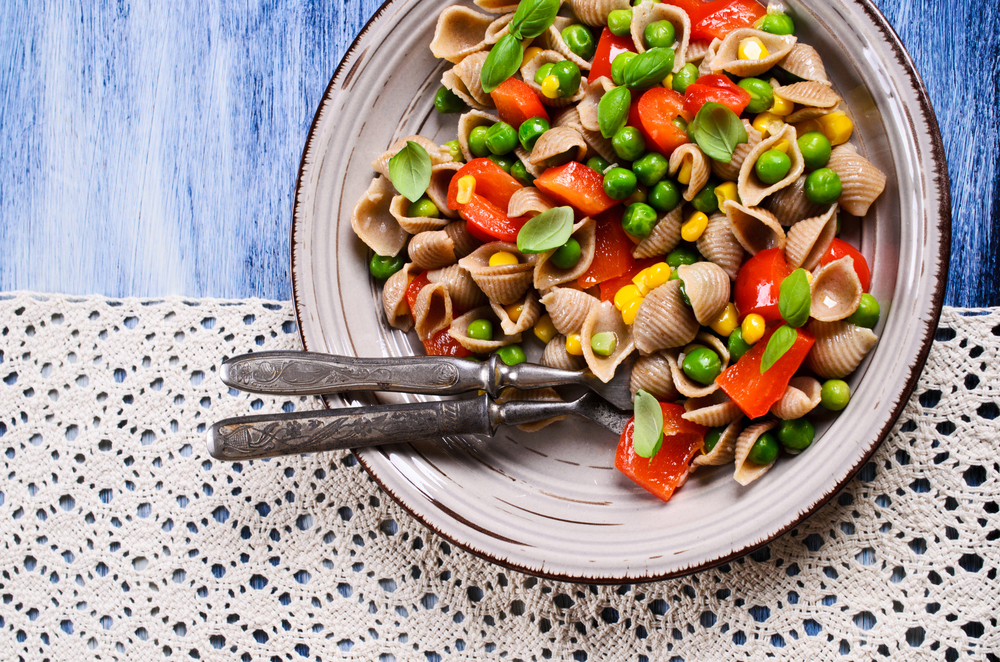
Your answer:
289,0 -> 951,583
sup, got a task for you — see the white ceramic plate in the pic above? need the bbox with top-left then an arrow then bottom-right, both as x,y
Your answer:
291,0 -> 949,582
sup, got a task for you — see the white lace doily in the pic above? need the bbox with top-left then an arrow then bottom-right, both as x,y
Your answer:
1,292 -> 997,661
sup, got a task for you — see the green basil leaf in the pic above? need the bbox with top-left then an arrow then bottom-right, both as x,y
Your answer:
622,47 -> 675,90
516,206 -> 574,253
480,33 -> 523,94
632,389 -> 664,459
598,86 -> 631,139
760,325 -> 798,374
690,102 -> 749,163
509,0 -> 560,40
778,268 -> 812,327
386,140 -> 432,203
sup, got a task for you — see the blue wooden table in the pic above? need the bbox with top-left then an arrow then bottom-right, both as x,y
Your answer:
0,0 -> 994,306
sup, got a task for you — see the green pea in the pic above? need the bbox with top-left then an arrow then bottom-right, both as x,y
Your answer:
551,238 -> 582,269
621,202 -> 658,238
496,344 -> 527,366
755,149 -> 792,185
607,9 -> 633,36
672,63 -> 699,94
727,327 -> 752,362
776,418 -> 815,452
468,126 -> 490,158
445,139 -> 463,163
668,267 -> 680,281
510,160 -> 534,186
690,181 -> 720,214
488,153 -> 516,173
611,52 -> 636,86
486,121 -> 517,155
612,126 -> 646,161
757,13 -> 795,36
648,179 -> 682,212
847,293 -> 880,328
561,24 -> 596,61
805,168 -> 843,205
518,116 -> 550,151
704,427 -> 725,453
368,253 -> 405,280
407,196 -> 440,218
590,331 -> 618,357
666,246 -> 699,268
643,20 -> 676,49
467,319 -> 494,341
797,131 -> 832,171
551,60 -> 581,97
632,152 -> 669,187
820,379 -> 851,411
603,167 -> 638,200
682,347 -> 721,385
738,77 -> 774,115
434,86 -> 466,114
672,116 -> 689,134
748,432 -> 780,465
534,62 -> 555,86
586,156 -> 611,174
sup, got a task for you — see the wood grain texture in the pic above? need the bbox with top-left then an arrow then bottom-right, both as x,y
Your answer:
0,0 -> 994,305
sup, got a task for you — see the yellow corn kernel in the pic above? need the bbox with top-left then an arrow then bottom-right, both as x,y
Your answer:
504,302 -> 524,322
620,298 -> 642,325
455,175 -> 477,205
709,302 -> 739,337
817,111 -> 853,146
771,139 -> 790,154
681,211 -> 709,242
769,94 -> 794,116
521,46 -> 543,69
752,112 -> 782,138
565,333 -> 584,356
737,37 -> 769,61
489,251 -> 519,267
714,181 -> 739,208
533,314 -> 557,343
541,74 -> 561,99
645,262 -> 671,289
632,267 -> 656,295
804,270 -> 813,285
662,73 -> 673,89
613,284 -> 643,311
793,119 -> 822,136
741,313 -> 766,345
677,159 -> 693,185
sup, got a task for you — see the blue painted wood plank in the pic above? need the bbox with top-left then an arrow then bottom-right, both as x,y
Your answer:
0,0 -> 995,305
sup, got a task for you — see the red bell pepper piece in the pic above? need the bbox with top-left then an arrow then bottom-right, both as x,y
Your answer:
734,248 -> 790,322
599,257 -> 658,302
404,271 -> 430,314
423,327 -> 472,357
684,74 -> 752,116
666,0 -> 766,41
820,238 -> 871,292
490,78 -> 549,129
578,208 -> 635,289
589,28 -> 637,84
636,88 -> 692,156
447,158 -> 523,212
456,192 -> 529,243
534,161 -> 617,217
616,402 -> 707,502
716,324 -> 816,419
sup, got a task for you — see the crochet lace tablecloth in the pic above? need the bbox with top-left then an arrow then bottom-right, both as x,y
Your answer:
1,292 -> 997,661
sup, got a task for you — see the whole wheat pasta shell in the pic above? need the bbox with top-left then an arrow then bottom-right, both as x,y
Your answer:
827,143 -> 887,217
577,77 -> 615,133
408,229 -> 457,270
449,306 -> 522,353
685,38 -> 713,63
457,110 -> 501,162
508,186 -> 555,218
805,319 -> 879,379
630,2 -> 691,72
391,195 -> 450,234
724,200 -> 787,255
382,263 -> 417,332
430,6 -> 495,64
581,301 -> 636,383
351,176 -> 409,257
810,256 -> 863,322
709,28 -> 796,77
521,50 -> 588,108
784,204 -> 838,271
528,126 -> 588,167
765,174 -> 827,226
474,0 -> 518,14
773,80 -> 840,110
413,282 -> 454,340
691,418 -> 742,469
491,288 -> 542,336
444,221 -> 481,259
426,264 -> 488,310
785,104 -> 841,124
514,146 -> 544,179
737,122 -> 805,207
734,420 -> 779,486
449,51 -> 494,108
698,39 -> 722,76
633,280 -> 699,354
495,387 -> 567,432
483,12 -> 514,43
669,143 -> 711,201
542,334 -> 587,371
630,352 -> 680,402
534,217 -> 597,290
677,261 -> 731,325
426,163 -> 462,219
712,120 -> 761,182
540,287 -> 599,335
458,242 -> 535,305
668,333 -> 730,398
770,376 -> 822,422
683,391 -> 743,428
697,213 -> 744,280
538,23 -> 593,71
633,206 -> 683,259
566,0 -> 630,27
372,135 -> 453,178
553,106 -> 617,162
778,43 -> 831,85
